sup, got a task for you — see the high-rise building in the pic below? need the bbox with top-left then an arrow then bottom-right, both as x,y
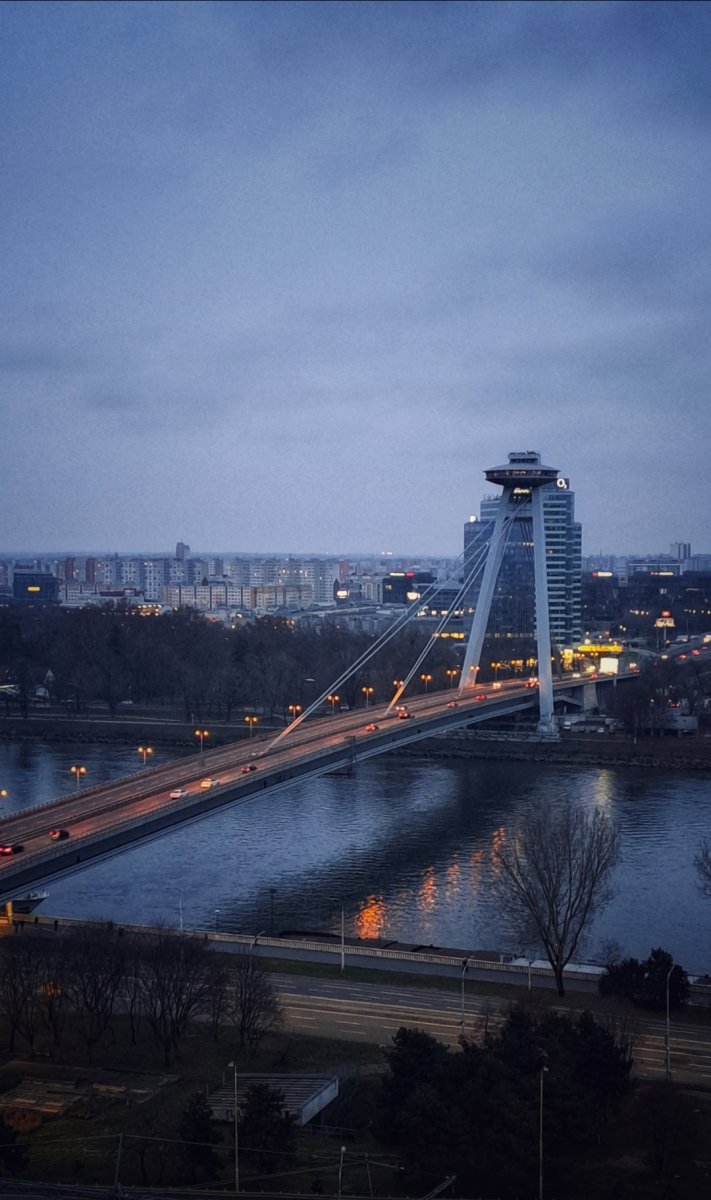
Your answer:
463,463 -> 582,648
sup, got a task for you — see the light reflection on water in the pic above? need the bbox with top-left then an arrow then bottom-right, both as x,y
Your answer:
0,741 -> 709,971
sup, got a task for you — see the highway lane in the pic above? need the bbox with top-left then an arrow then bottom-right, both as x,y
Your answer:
270,973 -> 711,1083
0,684 -> 534,886
0,674 -> 610,894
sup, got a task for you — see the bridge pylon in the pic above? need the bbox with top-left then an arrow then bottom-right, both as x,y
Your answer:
459,451 -> 559,738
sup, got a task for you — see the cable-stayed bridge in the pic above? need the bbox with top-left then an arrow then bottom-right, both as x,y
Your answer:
0,673 -> 621,904
0,450 -> 623,903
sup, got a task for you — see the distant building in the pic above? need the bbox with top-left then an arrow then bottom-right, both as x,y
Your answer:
12,568 -> 59,605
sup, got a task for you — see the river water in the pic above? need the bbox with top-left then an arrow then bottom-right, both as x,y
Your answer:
1,741 -> 709,973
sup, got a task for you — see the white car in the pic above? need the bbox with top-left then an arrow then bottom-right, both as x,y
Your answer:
169,788 -> 186,799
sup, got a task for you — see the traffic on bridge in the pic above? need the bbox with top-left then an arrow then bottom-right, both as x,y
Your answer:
0,675 -> 610,904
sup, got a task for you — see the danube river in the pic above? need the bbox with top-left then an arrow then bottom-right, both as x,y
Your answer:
1,741 -> 709,973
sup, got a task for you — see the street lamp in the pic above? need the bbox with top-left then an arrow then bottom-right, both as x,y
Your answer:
214,909 -> 220,933
490,661 -> 502,681
445,669 -> 458,688
665,963 -> 674,1081
361,686 -> 374,708
244,715 -> 259,739
288,704 -> 302,723
539,1064 -> 549,1200
268,887 -> 277,934
228,1059 -> 239,1193
0,789 -> 8,799
420,673 -> 432,693
69,765 -> 87,790
327,693 -> 340,716
194,728 -> 209,754
460,957 -> 472,1035
330,897 -> 346,972
137,745 -> 154,767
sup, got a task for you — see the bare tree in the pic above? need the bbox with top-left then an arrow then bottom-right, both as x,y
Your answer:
138,930 -> 211,1066
229,950 -> 282,1054
61,926 -> 125,1061
694,841 -> 711,898
494,800 -> 619,996
0,938 -> 48,1053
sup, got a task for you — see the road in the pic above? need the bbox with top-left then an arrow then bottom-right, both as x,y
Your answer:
0,679 -> 550,898
271,972 -> 711,1084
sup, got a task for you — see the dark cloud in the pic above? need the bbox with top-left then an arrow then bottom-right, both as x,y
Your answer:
0,1 -> 709,554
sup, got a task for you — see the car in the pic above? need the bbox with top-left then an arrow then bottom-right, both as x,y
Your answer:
396,707 -> 412,719
492,682 -> 502,690
475,693 -> 487,701
48,829 -> 69,840
0,844 -> 23,855
365,722 -> 379,732
240,764 -> 257,773
169,788 -> 187,799
200,778 -> 218,789
446,701 -> 458,708
525,678 -> 538,689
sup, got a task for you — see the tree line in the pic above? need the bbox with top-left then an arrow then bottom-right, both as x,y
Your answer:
0,605 -> 458,722
0,926 -> 280,1066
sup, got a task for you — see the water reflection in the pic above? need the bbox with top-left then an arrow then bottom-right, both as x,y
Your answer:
1,743 -> 710,969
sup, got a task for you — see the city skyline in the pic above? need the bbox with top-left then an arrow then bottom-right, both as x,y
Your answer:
2,2 -> 710,555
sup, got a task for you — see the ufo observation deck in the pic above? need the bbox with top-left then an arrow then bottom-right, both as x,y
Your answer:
484,450 -> 559,490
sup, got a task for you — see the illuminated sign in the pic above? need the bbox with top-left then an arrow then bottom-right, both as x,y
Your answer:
577,642 -> 624,655
556,477 -> 569,489
26,586 -> 41,593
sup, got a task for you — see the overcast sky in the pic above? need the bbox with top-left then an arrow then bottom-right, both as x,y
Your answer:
1,1 -> 709,557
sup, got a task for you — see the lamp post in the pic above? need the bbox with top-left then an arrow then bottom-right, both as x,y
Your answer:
338,1144 -> 347,1199
665,963 -> 674,1081
491,661 -> 502,681
0,789 -> 8,799
69,765 -> 87,790
288,704 -> 302,723
330,898 -> 346,972
327,693 -> 340,716
214,909 -> 220,933
268,887 -> 277,934
137,745 -> 153,767
244,715 -> 258,739
420,672 -> 432,693
228,1059 -> 239,1193
194,728 -> 209,755
539,1064 -> 549,1200
460,957 -> 471,1035
361,686 -> 374,708
539,1066 -> 544,1200
445,669 -> 458,688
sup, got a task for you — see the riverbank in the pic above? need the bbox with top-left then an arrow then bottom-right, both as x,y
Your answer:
3,711 -> 711,771
411,727 -> 711,772
0,711 -> 259,747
